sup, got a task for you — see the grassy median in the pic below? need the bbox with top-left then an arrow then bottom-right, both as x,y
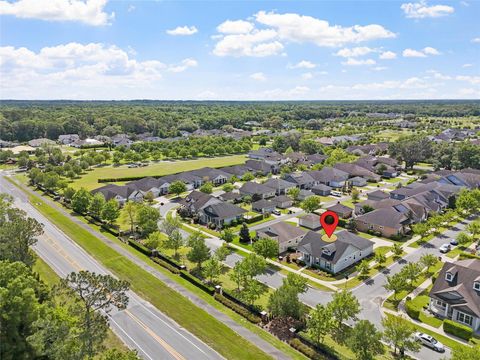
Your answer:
23,189 -> 273,360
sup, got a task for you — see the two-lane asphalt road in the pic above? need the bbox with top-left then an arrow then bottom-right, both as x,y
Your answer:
0,175 -> 223,360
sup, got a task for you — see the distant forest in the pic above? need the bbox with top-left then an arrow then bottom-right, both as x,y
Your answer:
0,100 -> 479,142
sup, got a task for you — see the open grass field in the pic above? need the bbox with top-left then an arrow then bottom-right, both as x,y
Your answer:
71,154 -> 247,190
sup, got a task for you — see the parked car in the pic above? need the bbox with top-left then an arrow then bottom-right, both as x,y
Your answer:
272,210 -> 281,216
127,163 -> 139,168
439,244 -> 451,253
414,332 -> 445,352
450,239 -> 458,246
331,190 -> 342,197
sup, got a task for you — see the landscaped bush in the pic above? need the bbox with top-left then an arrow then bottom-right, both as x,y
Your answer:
288,338 -> 326,360
443,319 -> 473,340
459,252 -> 480,260
405,300 -> 420,320
214,293 -> 262,324
245,214 -> 263,224
152,257 -> 180,274
179,270 -> 215,295
127,239 -> 152,256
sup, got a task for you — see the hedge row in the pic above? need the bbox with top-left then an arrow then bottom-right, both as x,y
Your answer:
405,301 -> 421,320
295,333 -> 338,360
179,270 -> 215,295
214,293 -> 262,324
288,338 -> 324,360
459,252 -> 480,260
127,239 -> 152,256
443,319 -> 473,340
244,214 -> 264,224
152,257 -> 181,274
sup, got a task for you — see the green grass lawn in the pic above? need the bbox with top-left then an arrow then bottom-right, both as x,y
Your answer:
71,155 -> 247,190
22,189 -> 274,360
408,287 -> 443,328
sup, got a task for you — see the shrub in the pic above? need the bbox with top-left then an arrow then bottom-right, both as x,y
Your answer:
214,293 -> 262,324
443,319 -> 473,340
179,270 -> 215,295
128,239 -> 151,256
288,338 -> 323,360
405,300 -> 420,320
152,257 -> 180,274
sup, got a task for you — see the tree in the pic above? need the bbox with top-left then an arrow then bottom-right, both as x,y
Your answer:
0,195 -> 43,267
402,262 -> 422,284
253,237 -> 279,259
144,231 -> 163,250
419,253 -> 438,274
203,257 -> 222,284
362,205 -> 374,214
392,243 -> 403,259
187,231 -> 210,270
169,181 -> 187,197
382,316 -> 420,357
239,223 -> 251,243
388,135 -> 432,169
242,172 -> 254,181
357,259 -> 370,278
268,274 -> 307,320
61,271 -> 129,358
71,188 -> 92,214
161,213 -> 181,237
287,187 -> 300,202
456,189 -> 480,215
307,304 -> 333,345
0,261 -> 44,359
457,231 -> 472,246
63,187 -> 76,201
384,272 -> 407,301
136,205 -> 160,236
374,252 -> 386,267
98,349 -> 141,360
230,253 -> 266,291
324,148 -> 357,166
347,320 -> 384,360
199,182 -> 213,194
328,290 -> 361,341
163,229 -> 184,259
144,191 -> 155,203
101,199 -> 120,225
89,193 -> 106,219
222,183 -> 234,192
214,243 -> 230,261
220,228 -> 235,243
242,280 -> 265,306
351,188 -> 360,203
451,344 -> 480,360
411,222 -> 429,239
123,202 -> 138,233
300,195 -> 321,213
467,220 -> 480,238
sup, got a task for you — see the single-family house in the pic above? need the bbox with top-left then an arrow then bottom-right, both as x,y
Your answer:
256,222 -> 307,253
219,191 -> 242,203
239,181 -> 276,200
326,203 -> 353,219
263,178 -> 297,195
91,184 -> 143,205
58,134 -> 80,145
283,172 -> 316,190
334,163 -> 381,182
126,177 -> 165,197
221,165 -> 251,178
298,189 -> 315,201
355,207 -> 410,238
271,195 -> 294,209
245,159 -> 278,175
311,184 -> 332,196
307,167 -> 349,189
349,176 -> 367,187
28,138 -> 56,147
367,190 -> 390,202
252,199 -> 276,214
429,259 -> 480,332
199,202 -> 246,228
298,213 -> 321,230
297,230 -> 374,274
179,191 -> 221,214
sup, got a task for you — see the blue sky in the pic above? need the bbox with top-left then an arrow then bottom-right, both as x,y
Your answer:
0,0 -> 479,100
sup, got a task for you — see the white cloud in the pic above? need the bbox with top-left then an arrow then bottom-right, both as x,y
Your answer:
213,29 -> 284,57
401,1 -> 454,18
301,72 -> 313,79
168,58 -> 198,72
255,11 -> 395,47
335,47 -> 375,58
456,75 -> 480,84
342,58 -> 376,66
427,70 -> 451,80
166,26 -> 198,36
379,51 -> 397,59
462,63 -> 473,68
213,11 -> 395,57
127,5 -> 135,12
0,43 -> 200,99
0,0 -> 114,26
289,60 -> 316,69
250,72 -> 267,81
403,47 -> 440,57
373,66 -> 388,71
217,20 -> 254,34
460,1 -> 469,6
471,37 -> 480,43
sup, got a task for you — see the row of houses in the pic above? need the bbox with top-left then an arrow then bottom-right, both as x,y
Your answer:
353,169 -> 480,238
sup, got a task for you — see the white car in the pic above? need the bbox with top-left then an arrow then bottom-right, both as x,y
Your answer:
414,332 -> 445,352
439,244 -> 451,253
331,190 -> 342,197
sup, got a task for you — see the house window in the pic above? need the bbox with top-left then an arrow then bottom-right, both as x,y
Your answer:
456,312 -> 473,326
474,282 -> 480,291
436,300 -> 446,308
445,273 -> 454,282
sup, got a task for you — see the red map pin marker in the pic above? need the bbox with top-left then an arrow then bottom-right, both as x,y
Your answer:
320,210 -> 339,238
